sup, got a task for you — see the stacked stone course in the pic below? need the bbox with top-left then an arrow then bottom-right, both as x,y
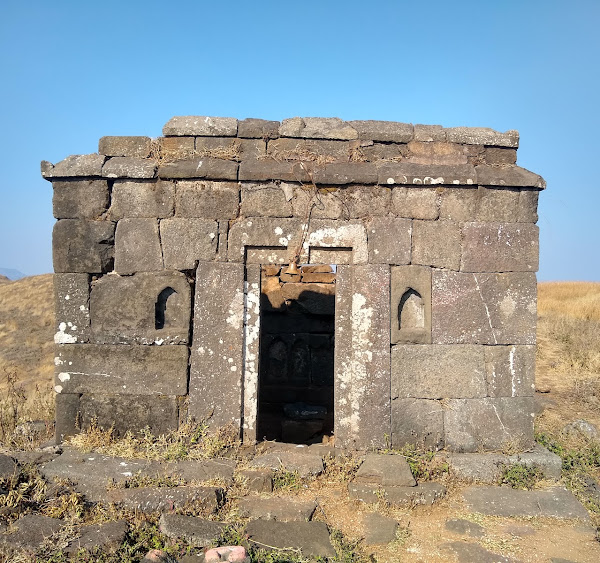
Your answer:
44,116 -> 544,452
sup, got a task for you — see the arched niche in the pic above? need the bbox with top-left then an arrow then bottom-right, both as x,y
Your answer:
155,287 -> 177,330
398,288 -> 424,330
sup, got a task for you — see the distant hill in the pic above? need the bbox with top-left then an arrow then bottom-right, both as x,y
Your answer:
0,268 -> 26,280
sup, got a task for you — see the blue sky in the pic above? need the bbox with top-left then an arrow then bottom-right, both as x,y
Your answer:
1,0 -> 598,281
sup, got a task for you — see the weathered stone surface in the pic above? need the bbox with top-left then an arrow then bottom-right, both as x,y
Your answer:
42,154 -> 106,178
392,345 -> 486,399
518,189 -> 540,223
432,271 -> 537,345
54,273 -> 90,343
476,187 -> 520,222
442,541 -> 512,563
238,469 -> 273,493
312,162 -> 378,184
114,218 -> 163,273
349,482 -> 446,505
355,453 -> 416,486
53,219 -> 115,273
250,452 -> 324,478
189,263 -> 244,428
363,513 -> 399,545
462,486 -> 589,520
1,515 -> 63,549
280,117 -> 358,140
508,444 -> 563,480
267,138 -> 350,162
241,183 -> 293,217
391,398 -> 444,450
227,218 -> 301,262
446,127 -> 519,148
163,459 -> 235,484
238,118 -> 280,139
335,265 -> 391,449
53,179 -> 110,219
160,218 -> 218,269
461,222 -> 539,272
439,187 -> 478,221
238,496 -> 316,521
108,486 -> 222,514
0,454 -> 17,479
342,185 -> 392,217
175,181 -> 239,219
55,393 -> 80,442
359,141 -> 406,161
157,136 -> 195,159
412,219 -> 461,270
392,187 -> 440,219
89,271 -> 191,344
103,157 -> 156,179
83,391 -> 181,441
65,521 -> 128,555
448,452 -> 510,483
293,186 -> 343,219
391,265 -> 432,344
444,397 -> 534,452
109,180 -> 174,219
445,518 -> 485,538
158,158 -> 238,180
304,220 -> 369,264
163,116 -> 238,137
159,514 -> 225,545
196,137 -> 265,161
350,120 -> 413,143
54,344 -> 188,395
484,345 -> 536,398
280,282 -> 335,315
378,163 -> 476,186
238,159 -> 310,182
564,419 -> 600,441
414,124 -> 447,142
99,136 -> 152,158
246,520 -> 336,558
476,165 -> 545,189
485,147 -> 517,165
407,141 -> 468,165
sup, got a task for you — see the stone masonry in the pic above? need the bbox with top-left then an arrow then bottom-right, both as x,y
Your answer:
44,116 -> 544,452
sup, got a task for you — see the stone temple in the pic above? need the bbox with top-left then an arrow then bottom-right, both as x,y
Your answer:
43,116 -> 545,452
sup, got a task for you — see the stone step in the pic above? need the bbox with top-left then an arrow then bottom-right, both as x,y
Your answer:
237,496 -> 316,521
349,481 -> 446,505
354,453 -> 416,486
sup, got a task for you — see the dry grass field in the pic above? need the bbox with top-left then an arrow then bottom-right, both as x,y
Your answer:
0,276 -> 599,562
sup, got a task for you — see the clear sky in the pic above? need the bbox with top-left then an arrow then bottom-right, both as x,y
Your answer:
1,0 -> 598,280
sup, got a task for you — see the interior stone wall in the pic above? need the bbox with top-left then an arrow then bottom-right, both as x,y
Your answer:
45,116 -> 545,452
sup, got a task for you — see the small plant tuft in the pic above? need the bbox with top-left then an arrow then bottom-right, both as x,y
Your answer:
499,463 -> 544,490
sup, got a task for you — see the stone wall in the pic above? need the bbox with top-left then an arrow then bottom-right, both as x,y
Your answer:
44,116 -> 545,452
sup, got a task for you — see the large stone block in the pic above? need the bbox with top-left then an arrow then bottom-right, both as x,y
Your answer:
157,136 -> 195,159
517,189 -> 540,223
54,344 -> 189,395
79,393 -> 179,437
444,397 -> 534,452
484,147 -> 517,165
238,118 -> 280,139
406,141 -> 468,165
53,180 -> 109,219
334,265 -> 391,449
412,220 -> 461,270
102,157 -> 156,179
280,117 -> 358,140
432,271 -> 537,345
160,218 -> 218,269
304,220 -> 368,265
42,154 -> 106,178
158,158 -> 238,180
476,165 -> 545,189
109,180 -> 175,219
439,187 -> 477,221
476,187 -> 521,222
484,345 -> 535,397
114,218 -> 163,274
189,263 -> 245,429
55,393 -> 80,443
391,265 -> 431,344
238,159 -> 311,182
241,183 -> 293,217
349,120 -> 413,143
267,138 -> 350,162
391,345 -> 486,399
98,136 -> 152,158
392,187 -> 440,219
414,124 -> 446,142
54,273 -> 90,344
391,398 -> 444,450
445,127 -> 519,148
175,181 -> 239,219
367,217 -> 411,264
292,186 -> 343,219
163,116 -> 238,136
53,220 -> 115,273
227,218 -> 302,262
461,223 -> 539,272
378,163 -> 476,186
89,271 -> 191,344
312,163 -> 378,185
342,186 -> 391,217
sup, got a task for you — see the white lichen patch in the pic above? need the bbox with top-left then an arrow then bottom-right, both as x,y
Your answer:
226,289 -> 245,330
274,226 -> 283,235
54,356 -> 64,366
305,224 -> 368,264
242,282 -> 260,432
54,385 -> 63,393
58,372 -> 70,382
54,321 -> 77,344
499,294 -> 517,318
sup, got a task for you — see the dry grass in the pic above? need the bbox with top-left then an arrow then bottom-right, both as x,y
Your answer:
538,281 -> 600,321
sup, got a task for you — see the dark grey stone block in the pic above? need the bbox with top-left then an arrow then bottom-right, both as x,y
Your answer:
445,127 -> 519,148
163,116 -> 238,136
99,136 -> 152,158
250,452 -> 324,478
476,165 -> 546,189
343,185 -> 392,217
108,486 -> 221,514
54,273 -> 90,344
159,514 -> 225,546
312,162 -> 378,185
65,521 -> 128,555
280,117 -> 358,140
114,218 -> 163,274
392,187 -> 439,219
238,159 -> 310,182
391,398 -> 444,450
484,345 -> 536,398
54,393 -> 80,443
103,157 -> 156,179
238,118 -> 280,139
1,515 -> 63,549
158,158 -> 238,180
378,163 -> 476,186
412,219 -> 461,270
109,180 -> 175,219
53,179 -> 109,219
445,518 -> 485,537
362,513 -> 398,545
53,219 -> 115,273
241,183 -> 293,217
160,218 -> 218,269
350,120 -> 413,143
238,496 -> 316,521
175,180 -> 239,220
42,154 -> 106,178
355,453 -> 416,486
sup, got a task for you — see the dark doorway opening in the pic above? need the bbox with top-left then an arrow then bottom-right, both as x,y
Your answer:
257,264 -> 335,444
